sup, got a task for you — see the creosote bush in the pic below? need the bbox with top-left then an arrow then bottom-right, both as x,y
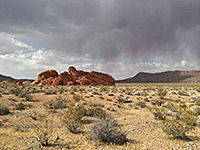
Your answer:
73,94 -> 84,102
32,114 -> 54,146
162,109 -> 197,140
62,101 -> 87,134
88,117 -> 128,145
61,95 -> 107,133
10,87 -> 22,96
150,103 -> 198,140
86,107 -> 107,119
157,88 -> 167,99
149,107 -> 167,120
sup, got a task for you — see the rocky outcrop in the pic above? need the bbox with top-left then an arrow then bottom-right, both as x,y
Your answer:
12,81 -> 23,86
1,80 -> 12,84
32,66 -> 115,86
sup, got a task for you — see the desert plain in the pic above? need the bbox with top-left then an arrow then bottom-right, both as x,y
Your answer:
0,83 -> 200,150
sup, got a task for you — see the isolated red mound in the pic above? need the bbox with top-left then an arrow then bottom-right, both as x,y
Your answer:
32,66 -> 115,86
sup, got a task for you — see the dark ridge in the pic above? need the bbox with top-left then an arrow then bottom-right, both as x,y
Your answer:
116,70 -> 200,83
0,74 -> 34,82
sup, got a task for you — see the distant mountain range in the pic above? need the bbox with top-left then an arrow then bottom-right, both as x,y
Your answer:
0,74 -> 34,83
2,70 -> 200,84
116,70 -> 200,83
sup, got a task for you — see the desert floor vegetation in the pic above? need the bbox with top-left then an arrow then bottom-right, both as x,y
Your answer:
0,83 -> 200,149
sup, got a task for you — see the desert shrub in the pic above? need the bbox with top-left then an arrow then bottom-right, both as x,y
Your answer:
88,117 -> 128,145
108,93 -> 114,96
47,97 -> 67,109
62,101 -> 87,133
15,102 -> 26,110
162,108 -> 197,139
73,94 -> 84,102
71,86 -> 78,92
100,86 -> 108,92
86,107 -> 107,119
78,87 -> 85,92
135,101 -> 146,108
195,100 -> 200,106
157,88 -> 167,99
58,87 -> 65,94
45,90 -> 57,95
149,107 -> 167,120
0,93 -> 2,97
153,99 -> 166,106
0,105 -> 10,115
150,102 -> 197,140
10,87 -> 22,96
18,92 -> 33,101
115,96 -> 132,103
32,114 -> 54,146
178,90 -> 189,96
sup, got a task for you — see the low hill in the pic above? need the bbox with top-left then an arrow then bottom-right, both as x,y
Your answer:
117,70 -> 200,83
0,74 -> 34,83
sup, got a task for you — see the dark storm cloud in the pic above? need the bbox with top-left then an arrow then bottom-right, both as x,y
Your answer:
0,0 -> 200,63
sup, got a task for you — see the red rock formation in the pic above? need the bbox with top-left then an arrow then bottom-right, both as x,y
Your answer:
12,81 -> 23,86
32,66 -> 115,86
1,80 -> 12,84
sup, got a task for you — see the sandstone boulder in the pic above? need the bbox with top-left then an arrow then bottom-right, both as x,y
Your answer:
32,66 -> 115,86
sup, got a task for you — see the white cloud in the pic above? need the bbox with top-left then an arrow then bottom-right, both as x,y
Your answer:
0,32 -> 199,80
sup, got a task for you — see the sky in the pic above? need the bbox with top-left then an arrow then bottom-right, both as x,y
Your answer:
0,0 -> 200,80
